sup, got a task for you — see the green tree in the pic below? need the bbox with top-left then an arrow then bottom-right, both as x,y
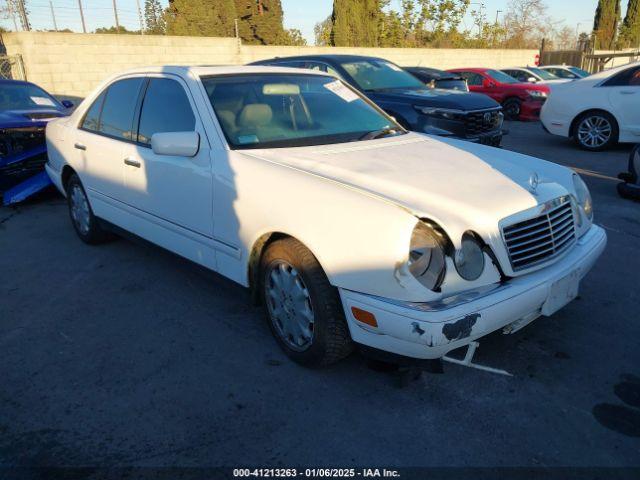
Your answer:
235,0 -> 289,45
165,0 -> 237,37
283,28 -> 307,46
593,0 -> 621,49
314,15 -> 332,45
144,0 -> 165,34
620,0 -> 640,47
330,0 -> 383,47
94,26 -> 138,34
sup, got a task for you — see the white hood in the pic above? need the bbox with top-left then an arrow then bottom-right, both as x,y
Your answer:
241,133 -> 574,239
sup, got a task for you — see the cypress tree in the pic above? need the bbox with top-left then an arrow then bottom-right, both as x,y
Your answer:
235,0 -> 288,45
593,0 -> 622,49
165,0 -> 237,37
622,0 -> 640,47
330,0 -> 382,47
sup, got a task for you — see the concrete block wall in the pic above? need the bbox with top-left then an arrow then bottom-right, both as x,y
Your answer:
1,32 -> 540,99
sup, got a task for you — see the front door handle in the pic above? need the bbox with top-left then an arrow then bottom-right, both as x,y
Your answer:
124,157 -> 141,168
620,91 -> 637,95
74,143 -> 86,150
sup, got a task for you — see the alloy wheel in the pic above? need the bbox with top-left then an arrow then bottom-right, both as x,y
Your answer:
577,115 -> 612,149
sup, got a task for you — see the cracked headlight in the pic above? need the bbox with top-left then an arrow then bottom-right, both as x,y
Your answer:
408,221 -> 447,291
573,173 -> 593,221
454,232 -> 485,281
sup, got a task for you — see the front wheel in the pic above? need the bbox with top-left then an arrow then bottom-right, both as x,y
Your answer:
502,98 -> 522,120
260,238 -> 353,367
66,174 -> 110,244
573,111 -> 618,151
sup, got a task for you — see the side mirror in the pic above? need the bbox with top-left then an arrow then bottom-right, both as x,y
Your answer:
61,100 -> 74,108
151,131 -> 200,157
482,79 -> 495,88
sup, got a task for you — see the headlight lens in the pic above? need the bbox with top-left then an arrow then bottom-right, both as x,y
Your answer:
415,106 -> 464,120
573,173 -> 593,221
408,221 -> 447,291
454,233 -> 485,281
526,89 -> 548,99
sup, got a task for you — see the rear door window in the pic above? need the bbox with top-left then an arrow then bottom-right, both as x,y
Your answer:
81,90 -> 106,132
137,78 -> 196,145
98,78 -> 144,140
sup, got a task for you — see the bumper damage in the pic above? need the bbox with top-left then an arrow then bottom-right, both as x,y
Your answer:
340,225 -> 607,360
0,126 -> 53,206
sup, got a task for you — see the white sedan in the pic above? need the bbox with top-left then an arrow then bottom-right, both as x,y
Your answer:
45,66 -> 606,367
541,62 -> 640,150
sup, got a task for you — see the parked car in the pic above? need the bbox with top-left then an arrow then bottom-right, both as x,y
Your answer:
250,55 -> 505,146
501,66 -> 570,84
0,79 -> 73,205
45,66 -> 606,368
447,68 -> 551,120
540,62 -> 640,150
540,65 -> 591,80
403,67 -> 469,91
617,144 -> 640,200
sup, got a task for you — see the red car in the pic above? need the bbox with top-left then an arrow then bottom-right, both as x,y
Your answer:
447,68 -> 550,121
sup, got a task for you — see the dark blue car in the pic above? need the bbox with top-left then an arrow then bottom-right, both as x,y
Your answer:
0,79 -> 73,205
250,55 -> 505,146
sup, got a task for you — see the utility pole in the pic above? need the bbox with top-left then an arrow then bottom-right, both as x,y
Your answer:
16,0 -> 30,31
135,0 -> 144,34
49,0 -> 58,31
112,0 -> 120,33
495,10 -> 502,25
78,0 -> 87,33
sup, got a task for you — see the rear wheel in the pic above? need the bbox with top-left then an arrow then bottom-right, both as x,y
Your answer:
66,174 -> 110,244
502,98 -> 522,120
260,238 -> 353,367
573,111 -> 618,151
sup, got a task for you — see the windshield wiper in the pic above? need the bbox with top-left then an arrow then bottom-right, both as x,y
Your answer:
359,127 -> 402,141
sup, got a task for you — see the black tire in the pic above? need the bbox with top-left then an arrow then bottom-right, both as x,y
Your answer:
502,98 -> 522,120
66,174 -> 110,244
260,237 -> 353,367
572,111 -> 618,151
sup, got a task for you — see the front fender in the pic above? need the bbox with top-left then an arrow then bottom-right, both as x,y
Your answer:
214,149 -> 436,303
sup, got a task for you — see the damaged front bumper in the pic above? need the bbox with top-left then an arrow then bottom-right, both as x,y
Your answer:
339,224 -> 607,360
0,126 -> 52,205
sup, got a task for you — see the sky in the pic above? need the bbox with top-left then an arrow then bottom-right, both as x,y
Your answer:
0,0 -> 624,44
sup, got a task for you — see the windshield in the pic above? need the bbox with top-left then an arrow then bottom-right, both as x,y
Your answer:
0,83 -> 62,111
341,60 -> 424,91
568,66 -> 590,77
486,69 -> 519,84
203,74 -> 404,149
527,67 -> 558,80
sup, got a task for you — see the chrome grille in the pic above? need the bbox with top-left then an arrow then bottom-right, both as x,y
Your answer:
502,197 -> 576,271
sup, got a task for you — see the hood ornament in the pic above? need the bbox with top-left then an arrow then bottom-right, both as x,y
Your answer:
528,172 -> 540,195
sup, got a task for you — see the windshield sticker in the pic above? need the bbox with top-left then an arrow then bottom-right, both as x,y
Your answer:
385,62 -> 403,72
31,96 -> 56,107
323,80 -> 359,103
237,135 -> 259,145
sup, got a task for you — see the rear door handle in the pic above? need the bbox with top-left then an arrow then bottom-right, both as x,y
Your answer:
620,91 -> 637,95
74,143 -> 86,150
124,157 -> 141,168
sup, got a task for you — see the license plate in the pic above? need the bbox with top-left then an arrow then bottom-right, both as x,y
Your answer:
541,269 -> 580,316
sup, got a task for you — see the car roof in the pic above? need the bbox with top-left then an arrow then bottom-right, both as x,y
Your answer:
250,54 -> 390,65
104,64 -> 332,79
0,78 -> 42,87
